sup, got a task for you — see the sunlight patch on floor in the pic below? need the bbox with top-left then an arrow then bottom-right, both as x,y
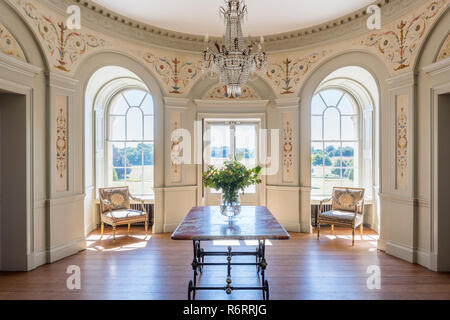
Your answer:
86,233 -> 151,252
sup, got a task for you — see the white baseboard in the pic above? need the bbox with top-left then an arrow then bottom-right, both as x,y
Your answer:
48,238 -> 86,263
85,222 -> 98,236
377,239 -> 387,251
278,219 -> 302,233
164,223 -> 179,233
415,248 -> 431,269
386,240 -> 414,263
30,238 -> 86,269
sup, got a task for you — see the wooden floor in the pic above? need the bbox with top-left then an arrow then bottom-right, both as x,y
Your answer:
1,226 -> 450,300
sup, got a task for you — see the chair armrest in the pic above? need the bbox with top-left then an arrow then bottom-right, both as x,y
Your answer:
353,199 -> 365,221
130,195 -> 147,214
319,197 -> 333,205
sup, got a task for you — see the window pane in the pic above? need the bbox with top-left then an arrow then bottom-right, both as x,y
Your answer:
127,107 -> 143,141
144,116 -> 154,141
235,125 -> 257,167
311,94 -> 326,115
209,125 -> 231,167
341,116 -> 358,141
123,89 -> 146,107
110,95 -> 129,115
320,90 -> 344,107
141,94 -> 154,115
109,116 -> 125,140
111,142 -> 126,167
323,108 -> 340,140
143,143 -> 154,166
338,95 -> 357,115
236,125 -> 257,194
311,116 -> 323,140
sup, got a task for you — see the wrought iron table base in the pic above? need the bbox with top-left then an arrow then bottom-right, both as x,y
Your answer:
188,240 -> 269,300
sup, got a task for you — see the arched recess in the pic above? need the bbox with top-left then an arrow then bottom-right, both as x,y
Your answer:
298,50 -> 390,236
415,7 -> 450,271
0,0 -> 49,270
73,51 -> 165,235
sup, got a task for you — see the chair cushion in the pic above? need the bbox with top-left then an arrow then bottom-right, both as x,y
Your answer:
104,209 -> 146,220
319,210 -> 363,225
332,188 -> 364,212
100,187 -> 130,212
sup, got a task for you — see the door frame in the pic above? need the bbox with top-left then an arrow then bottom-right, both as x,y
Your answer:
197,112 -> 267,207
0,77 -> 34,271
431,82 -> 450,271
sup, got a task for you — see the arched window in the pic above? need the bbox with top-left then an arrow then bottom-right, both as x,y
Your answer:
311,89 -> 360,196
107,88 -> 154,196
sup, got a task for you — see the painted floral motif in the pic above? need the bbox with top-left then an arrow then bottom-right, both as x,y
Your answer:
361,0 -> 445,71
22,2 -> 104,72
56,106 -> 67,182
266,50 -> 328,95
436,34 -> 450,62
282,112 -> 294,182
204,84 -> 261,100
396,96 -> 409,191
143,53 -> 200,94
170,112 -> 182,183
0,23 -> 27,62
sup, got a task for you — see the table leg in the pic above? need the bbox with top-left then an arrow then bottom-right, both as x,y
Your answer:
190,240 -> 200,300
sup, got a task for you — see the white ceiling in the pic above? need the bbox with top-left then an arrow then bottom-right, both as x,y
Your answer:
91,0 -> 375,36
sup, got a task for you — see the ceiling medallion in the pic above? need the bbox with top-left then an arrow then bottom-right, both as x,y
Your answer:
201,0 -> 268,98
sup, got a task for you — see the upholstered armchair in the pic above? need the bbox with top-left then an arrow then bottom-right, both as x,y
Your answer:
317,187 -> 365,246
99,187 -> 149,240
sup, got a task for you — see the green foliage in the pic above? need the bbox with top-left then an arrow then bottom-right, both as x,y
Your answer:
203,160 -> 262,205
113,168 -> 119,182
312,154 -> 332,166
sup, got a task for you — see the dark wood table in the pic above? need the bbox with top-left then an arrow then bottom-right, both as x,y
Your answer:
171,206 -> 290,300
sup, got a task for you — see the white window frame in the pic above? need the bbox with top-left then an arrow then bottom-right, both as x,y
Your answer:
311,88 -> 363,197
105,88 -> 155,197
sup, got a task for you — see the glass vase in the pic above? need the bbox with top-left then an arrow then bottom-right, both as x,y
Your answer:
220,189 -> 241,220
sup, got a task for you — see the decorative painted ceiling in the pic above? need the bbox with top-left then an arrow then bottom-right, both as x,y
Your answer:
90,0 -> 375,37
4,0 -> 450,98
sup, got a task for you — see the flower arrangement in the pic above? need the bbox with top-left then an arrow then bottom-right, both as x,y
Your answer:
203,160 -> 262,211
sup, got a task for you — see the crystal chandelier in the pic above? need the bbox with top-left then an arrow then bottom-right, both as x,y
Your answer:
202,0 -> 268,98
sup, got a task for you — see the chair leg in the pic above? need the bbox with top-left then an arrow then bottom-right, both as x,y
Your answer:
145,219 -> 148,236
352,228 -> 355,246
101,223 -> 104,238
317,223 -> 320,240
331,224 -> 334,234
113,226 -> 117,241
360,224 -> 364,240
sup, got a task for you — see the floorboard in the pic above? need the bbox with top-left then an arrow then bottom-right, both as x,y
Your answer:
1,226 -> 449,300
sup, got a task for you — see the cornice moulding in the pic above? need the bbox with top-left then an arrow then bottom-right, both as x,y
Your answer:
386,71 -> 417,88
42,0 -> 426,53
0,52 -> 42,78
274,97 -> 301,108
423,58 -> 450,76
164,97 -> 191,107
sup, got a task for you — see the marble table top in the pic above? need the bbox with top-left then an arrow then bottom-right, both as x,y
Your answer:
171,206 -> 290,241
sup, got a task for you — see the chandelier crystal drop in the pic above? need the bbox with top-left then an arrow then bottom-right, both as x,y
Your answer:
201,0 -> 268,98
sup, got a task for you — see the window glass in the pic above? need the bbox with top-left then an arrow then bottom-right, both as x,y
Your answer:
311,89 -> 360,196
107,89 -> 154,196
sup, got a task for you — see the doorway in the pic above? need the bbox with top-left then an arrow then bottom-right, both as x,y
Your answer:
203,119 -> 261,206
437,93 -> 450,271
0,91 -> 28,271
